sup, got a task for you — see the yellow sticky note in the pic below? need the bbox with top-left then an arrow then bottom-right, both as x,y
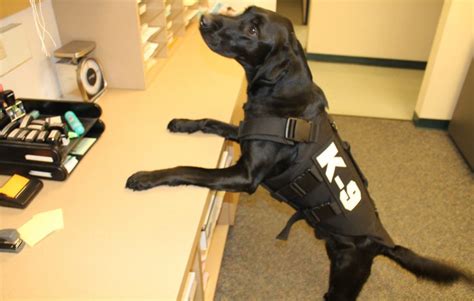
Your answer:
0,174 -> 29,198
18,209 -> 64,247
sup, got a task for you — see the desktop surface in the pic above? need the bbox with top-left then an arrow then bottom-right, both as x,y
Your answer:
0,24 -> 243,301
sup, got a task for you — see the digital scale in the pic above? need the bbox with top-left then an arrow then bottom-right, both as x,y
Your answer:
54,41 -> 107,102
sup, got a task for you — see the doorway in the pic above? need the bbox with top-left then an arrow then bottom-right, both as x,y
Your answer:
276,0 -> 309,48
277,0 -> 442,121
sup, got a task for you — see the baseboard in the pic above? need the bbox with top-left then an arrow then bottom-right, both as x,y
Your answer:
412,112 -> 450,130
306,53 -> 427,70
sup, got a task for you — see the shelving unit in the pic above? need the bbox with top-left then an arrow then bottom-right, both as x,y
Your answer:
182,145 -> 240,301
52,0 -> 208,90
181,81 -> 246,301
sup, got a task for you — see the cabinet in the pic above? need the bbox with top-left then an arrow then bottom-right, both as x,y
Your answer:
52,0 -> 208,90
182,81 -> 246,301
183,145 -> 240,301
449,58 -> 474,170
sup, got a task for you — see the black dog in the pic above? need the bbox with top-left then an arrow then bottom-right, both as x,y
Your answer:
126,6 -> 472,300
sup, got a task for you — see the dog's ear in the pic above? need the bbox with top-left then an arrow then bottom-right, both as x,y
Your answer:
252,29 -> 305,86
289,31 -> 304,57
252,40 -> 291,86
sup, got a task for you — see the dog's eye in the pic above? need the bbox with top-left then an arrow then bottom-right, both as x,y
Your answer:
248,25 -> 258,36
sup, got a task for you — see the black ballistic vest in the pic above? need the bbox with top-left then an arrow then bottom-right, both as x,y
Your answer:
238,110 -> 394,247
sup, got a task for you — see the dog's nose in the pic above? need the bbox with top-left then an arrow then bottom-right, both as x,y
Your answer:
200,14 -> 212,28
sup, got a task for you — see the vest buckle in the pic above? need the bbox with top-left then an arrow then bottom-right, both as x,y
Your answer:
285,118 -> 313,143
302,202 -> 342,227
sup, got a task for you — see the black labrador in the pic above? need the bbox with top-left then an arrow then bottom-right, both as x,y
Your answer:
126,6 -> 472,300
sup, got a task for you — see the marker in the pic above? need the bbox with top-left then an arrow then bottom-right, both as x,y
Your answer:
64,111 -> 85,136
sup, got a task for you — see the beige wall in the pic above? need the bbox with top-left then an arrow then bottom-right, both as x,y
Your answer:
0,0 -> 62,99
208,0 -> 276,11
415,0 -> 473,120
306,0 -> 443,61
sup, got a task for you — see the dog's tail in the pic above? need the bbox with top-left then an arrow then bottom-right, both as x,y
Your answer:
381,245 -> 473,285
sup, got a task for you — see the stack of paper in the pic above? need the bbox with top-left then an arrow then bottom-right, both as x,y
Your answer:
181,272 -> 197,301
165,4 -> 172,17
183,0 -> 199,6
138,3 -> 147,15
184,9 -> 199,26
63,155 -> 79,174
167,32 -> 175,47
144,42 -> 159,61
146,58 -> 158,71
70,137 -> 97,156
18,209 -> 64,247
141,26 -> 161,44
203,271 -> 210,290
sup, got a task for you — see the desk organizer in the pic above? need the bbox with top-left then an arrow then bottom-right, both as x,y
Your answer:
0,98 -> 105,181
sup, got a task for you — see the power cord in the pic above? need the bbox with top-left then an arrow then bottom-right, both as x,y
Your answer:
29,0 -> 57,57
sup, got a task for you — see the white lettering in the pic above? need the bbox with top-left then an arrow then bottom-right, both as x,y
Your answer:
339,180 -> 361,211
334,176 -> 344,190
316,142 -> 362,211
316,142 -> 346,182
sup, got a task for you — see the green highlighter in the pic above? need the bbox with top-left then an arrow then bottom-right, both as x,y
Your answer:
65,111 -> 85,136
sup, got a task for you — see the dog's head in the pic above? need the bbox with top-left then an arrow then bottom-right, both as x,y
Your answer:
199,6 -> 307,86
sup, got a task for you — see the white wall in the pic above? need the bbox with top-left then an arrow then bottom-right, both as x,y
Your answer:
415,0 -> 473,120
0,0 -> 61,99
306,0 -> 443,61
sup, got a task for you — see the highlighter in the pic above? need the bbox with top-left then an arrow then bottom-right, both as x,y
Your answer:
64,111 -> 85,136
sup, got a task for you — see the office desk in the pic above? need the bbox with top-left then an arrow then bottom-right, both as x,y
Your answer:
0,25 -> 244,301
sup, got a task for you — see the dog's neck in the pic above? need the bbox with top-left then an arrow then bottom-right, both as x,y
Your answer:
240,58 -> 326,120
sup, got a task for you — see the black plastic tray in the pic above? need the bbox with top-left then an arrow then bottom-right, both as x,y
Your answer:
0,98 -> 105,181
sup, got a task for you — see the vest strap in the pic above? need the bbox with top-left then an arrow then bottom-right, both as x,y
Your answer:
238,117 -> 317,144
276,210 -> 304,240
276,202 -> 342,241
271,165 -> 323,202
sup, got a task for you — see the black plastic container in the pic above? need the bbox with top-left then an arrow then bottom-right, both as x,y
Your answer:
0,98 -> 105,181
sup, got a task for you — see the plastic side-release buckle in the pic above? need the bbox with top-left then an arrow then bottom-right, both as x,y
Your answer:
303,202 -> 342,227
285,117 -> 313,143
290,165 -> 323,197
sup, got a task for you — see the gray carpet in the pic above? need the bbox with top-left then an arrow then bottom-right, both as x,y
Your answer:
215,116 -> 474,300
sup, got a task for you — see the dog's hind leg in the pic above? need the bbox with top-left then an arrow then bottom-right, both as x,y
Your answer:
324,240 -> 375,301
167,118 -> 239,141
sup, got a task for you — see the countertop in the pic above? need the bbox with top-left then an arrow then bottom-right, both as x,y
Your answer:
0,24 -> 244,301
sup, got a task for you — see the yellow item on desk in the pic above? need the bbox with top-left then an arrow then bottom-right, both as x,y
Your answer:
0,174 -> 30,198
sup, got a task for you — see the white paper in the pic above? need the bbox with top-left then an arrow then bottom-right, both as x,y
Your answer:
70,137 -> 97,156
18,209 -> 64,247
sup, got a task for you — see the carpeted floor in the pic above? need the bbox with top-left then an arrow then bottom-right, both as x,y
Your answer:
215,116 -> 474,300
309,62 -> 424,120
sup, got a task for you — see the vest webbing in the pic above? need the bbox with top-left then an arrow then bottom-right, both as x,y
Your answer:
237,111 -> 394,248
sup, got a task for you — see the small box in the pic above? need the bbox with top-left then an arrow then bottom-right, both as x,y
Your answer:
0,174 -> 43,209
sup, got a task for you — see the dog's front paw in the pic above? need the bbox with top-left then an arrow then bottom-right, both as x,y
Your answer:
167,119 -> 199,133
126,171 -> 159,191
